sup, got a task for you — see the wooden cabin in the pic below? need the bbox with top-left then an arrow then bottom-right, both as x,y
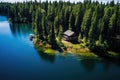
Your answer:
111,35 -> 120,40
109,35 -> 120,50
62,30 -> 77,41
116,35 -> 120,40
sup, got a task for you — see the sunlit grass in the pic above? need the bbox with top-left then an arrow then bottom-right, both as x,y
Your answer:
34,42 -> 56,55
55,38 -> 98,57
108,51 -> 119,57
35,38 -> 118,58
44,49 -> 56,55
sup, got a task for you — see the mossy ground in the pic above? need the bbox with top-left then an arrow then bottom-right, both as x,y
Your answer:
60,39 -> 98,57
34,42 -> 56,55
34,38 -> 119,59
108,51 -> 120,58
34,39 -> 98,58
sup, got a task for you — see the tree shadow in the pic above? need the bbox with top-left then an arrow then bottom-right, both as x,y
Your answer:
37,50 -> 55,63
108,48 -> 120,54
9,23 -> 33,37
92,47 -> 120,65
50,42 -> 64,53
80,59 -> 96,72
70,40 -> 79,44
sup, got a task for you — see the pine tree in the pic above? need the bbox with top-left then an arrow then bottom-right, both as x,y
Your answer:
81,8 -> 92,38
58,25 -> 63,44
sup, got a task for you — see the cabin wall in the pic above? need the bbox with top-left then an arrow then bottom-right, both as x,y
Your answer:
62,34 -> 77,41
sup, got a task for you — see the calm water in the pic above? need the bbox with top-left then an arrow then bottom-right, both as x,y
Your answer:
0,16 -> 120,80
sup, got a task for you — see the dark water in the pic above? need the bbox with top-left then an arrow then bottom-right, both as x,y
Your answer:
0,16 -> 120,80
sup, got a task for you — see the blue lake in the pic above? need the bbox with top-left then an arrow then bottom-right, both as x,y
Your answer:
0,16 -> 120,80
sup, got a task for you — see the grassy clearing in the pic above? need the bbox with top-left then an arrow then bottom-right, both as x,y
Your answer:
108,51 -> 119,57
44,49 -> 56,55
34,38 -> 98,57
35,38 -> 120,58
34,42 -> 56,55
36,46 -> 56,55
61,39 -> 98,57
35,40 -> 119,59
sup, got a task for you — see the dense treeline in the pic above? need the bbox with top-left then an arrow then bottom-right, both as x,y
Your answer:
0,0 -> 120,52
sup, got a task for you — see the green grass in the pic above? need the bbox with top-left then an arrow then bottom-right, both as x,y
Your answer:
35,38 -> 99,58
108,51 -> 119,57
35,43 -> 55,55
44,49 -> 56,55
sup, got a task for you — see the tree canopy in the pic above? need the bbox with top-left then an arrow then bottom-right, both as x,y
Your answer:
0,0 -> 120,51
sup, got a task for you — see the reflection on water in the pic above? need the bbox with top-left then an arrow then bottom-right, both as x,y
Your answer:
80,59 -> 96,71
9,23 -> 34,47
1,16 -> 120,80
79,59 -> 113,72
0,16 -> 7,21
10,23 -> 33,37
37,50 -> 55,63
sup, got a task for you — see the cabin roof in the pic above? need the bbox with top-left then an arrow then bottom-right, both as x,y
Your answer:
116,35 -> 120,39
63,30 -> 75,37
111,35 -> 120,40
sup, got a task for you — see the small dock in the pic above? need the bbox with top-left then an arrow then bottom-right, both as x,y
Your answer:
29,34 -> 35,41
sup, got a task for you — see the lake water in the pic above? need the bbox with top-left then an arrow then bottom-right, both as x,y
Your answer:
0,16 -> 120,80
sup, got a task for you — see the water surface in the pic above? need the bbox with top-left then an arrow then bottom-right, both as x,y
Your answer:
0,16 -> 120,80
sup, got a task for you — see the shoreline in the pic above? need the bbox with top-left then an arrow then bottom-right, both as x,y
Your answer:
34,39 -> 119,60
34,40 -> 99,58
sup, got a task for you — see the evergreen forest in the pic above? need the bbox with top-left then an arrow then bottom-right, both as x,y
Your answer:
0,0 -> 120,53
